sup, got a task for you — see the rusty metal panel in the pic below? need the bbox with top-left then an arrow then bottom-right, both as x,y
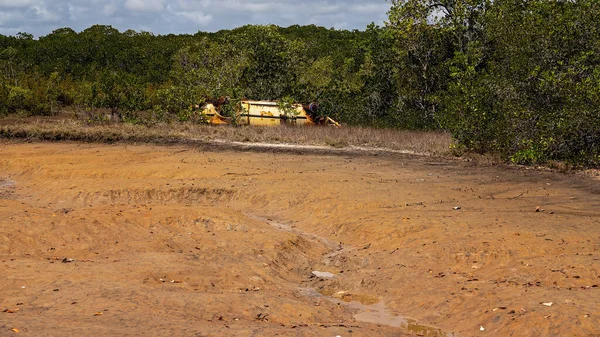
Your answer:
198,99 -> 340,127
200,103 -> 230,125
243,101 -> 282,126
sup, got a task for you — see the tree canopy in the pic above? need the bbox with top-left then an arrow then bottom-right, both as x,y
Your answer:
1,2 -> 600,166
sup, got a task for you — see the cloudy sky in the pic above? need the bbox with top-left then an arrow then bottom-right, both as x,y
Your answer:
0,0 -> 390,37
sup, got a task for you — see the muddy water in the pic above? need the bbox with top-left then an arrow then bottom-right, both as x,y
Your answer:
261,216 -> 458,336
0,177 -> 15,188
312,270 -> 336,278
300,288 -> 457,337
350,301 -> 457,337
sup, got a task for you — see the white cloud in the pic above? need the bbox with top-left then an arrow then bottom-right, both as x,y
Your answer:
124,0 -> 165,12
68,4 -> 88,21
226,1 -> 275,13
313,4 -> 341,15
176,10 -> 212,25
350,3 -> 388,12
175,0 -> 211,10
103,2 -> 117,16
31,5 -> 61,22
0,0 -> 390,37
0,9 -> 24,24
0,0 -> 34,8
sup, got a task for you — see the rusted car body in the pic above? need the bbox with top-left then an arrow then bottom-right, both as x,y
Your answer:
198,99 -> 340,127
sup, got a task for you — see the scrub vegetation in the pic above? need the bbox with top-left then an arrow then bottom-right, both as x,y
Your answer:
0,0 -> 599,166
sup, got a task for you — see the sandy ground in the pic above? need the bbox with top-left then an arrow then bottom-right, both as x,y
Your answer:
1,141 -> 599,337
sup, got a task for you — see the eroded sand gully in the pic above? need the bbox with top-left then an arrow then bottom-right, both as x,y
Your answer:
1,142 -> 600,336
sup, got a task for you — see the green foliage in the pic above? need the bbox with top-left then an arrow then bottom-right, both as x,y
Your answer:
236,25 -> 305,100
297,56 -> 334,99
221,97 -> 243,126
388,0 -> 600,166
7,85 -> 33,111
171,37 -> 248,99
0,47 -> 19,85
152,86 -> 193,121
277,96 -> 298,122
1,15 -> 600,166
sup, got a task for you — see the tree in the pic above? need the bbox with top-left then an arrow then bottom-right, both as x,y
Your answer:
0,47 -> 19,85
236,25 -> 304,100
171,37 -> 249,100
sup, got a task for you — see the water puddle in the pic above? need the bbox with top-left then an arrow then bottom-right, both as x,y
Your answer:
0,178 -> 16,199
0,178 -> 15,188
312,270 -> 335,278
254,214 -> 458,336
301,288 -> 458,337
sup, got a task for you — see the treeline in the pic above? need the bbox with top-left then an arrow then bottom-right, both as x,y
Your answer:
0,25 -> 374,123
387,0 -> 600,166
1,0 -> 599,166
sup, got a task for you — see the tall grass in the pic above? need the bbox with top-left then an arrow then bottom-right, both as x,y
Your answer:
0,115 -> 452,156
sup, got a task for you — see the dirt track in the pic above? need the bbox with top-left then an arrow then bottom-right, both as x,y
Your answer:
1,142 -> 599,337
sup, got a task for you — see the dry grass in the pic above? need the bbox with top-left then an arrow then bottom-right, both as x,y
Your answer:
0,114 -> 453,156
